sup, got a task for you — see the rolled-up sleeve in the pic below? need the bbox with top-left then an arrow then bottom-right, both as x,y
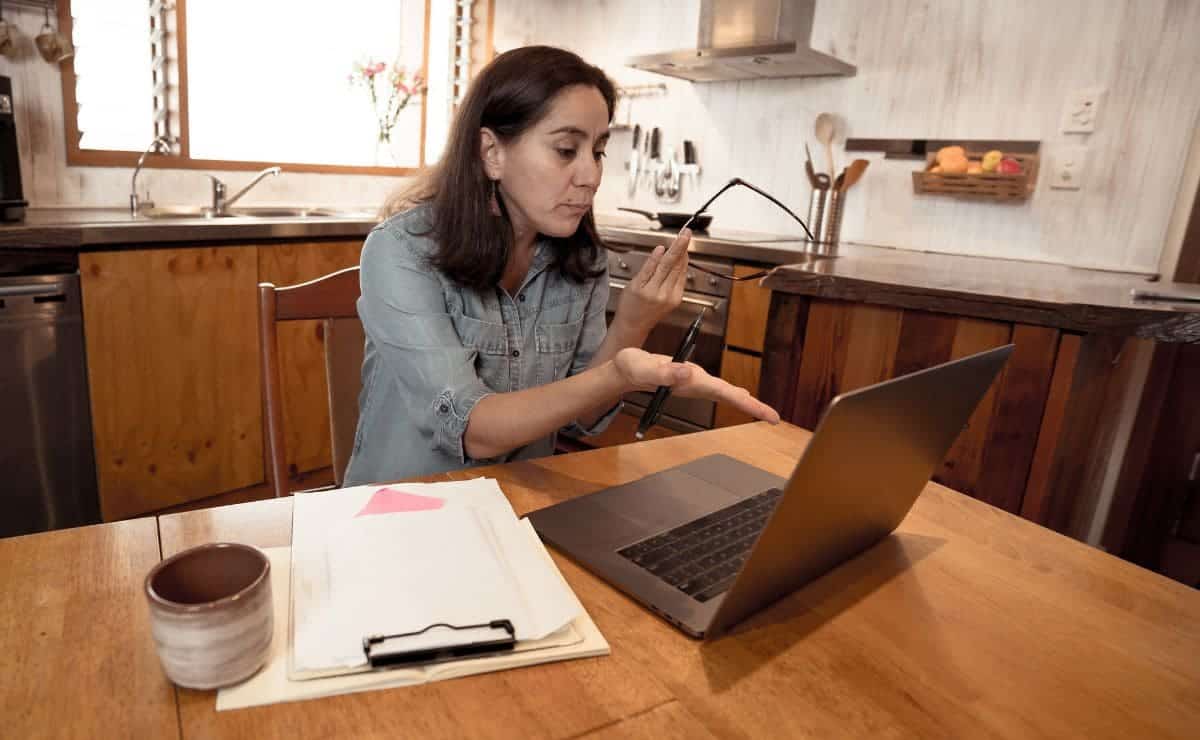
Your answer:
357,225 -> 493,463
561,262 -> 621,437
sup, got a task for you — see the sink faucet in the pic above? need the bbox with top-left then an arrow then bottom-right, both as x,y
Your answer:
130,135 -> 173,214
207,167 -> 282,216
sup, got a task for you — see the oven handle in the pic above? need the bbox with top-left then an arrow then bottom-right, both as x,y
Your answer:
608,281 -> 719,311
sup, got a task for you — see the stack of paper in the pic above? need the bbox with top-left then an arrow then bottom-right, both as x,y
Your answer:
204,477 -> 608,711
291,478 -> 585,676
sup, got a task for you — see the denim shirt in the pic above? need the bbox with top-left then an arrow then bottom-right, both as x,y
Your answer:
343,205 -> 619,486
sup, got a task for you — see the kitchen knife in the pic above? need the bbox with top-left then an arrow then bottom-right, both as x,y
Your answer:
680,139 -> 700,189
649,128 -> 663,194
628,124 -> 641,196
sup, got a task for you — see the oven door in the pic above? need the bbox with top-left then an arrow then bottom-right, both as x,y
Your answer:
605,277 -> 729,430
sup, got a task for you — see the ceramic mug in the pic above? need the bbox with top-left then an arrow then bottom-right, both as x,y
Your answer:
144,542 -> 273,690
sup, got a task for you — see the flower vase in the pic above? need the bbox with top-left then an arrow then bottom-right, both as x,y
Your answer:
374,132 -> 397,167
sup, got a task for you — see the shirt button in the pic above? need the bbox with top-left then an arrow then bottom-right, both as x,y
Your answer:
518,293 -> 526,302
511,349 -> 520,358
438,404 -> 449,414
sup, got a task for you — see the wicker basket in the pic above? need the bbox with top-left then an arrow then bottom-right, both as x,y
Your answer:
912,151 -> 1038,202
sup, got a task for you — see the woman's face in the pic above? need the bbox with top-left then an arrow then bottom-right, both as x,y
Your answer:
486,84 -> 610,241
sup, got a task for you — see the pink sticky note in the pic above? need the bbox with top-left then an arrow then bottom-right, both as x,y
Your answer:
355,487 -> 445,517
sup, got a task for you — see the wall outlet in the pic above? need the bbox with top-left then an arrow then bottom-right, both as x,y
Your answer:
1061,87 -> 1104,134
1049,146 -> 1087,190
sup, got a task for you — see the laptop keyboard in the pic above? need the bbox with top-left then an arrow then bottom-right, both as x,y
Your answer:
617,488 -> 783,602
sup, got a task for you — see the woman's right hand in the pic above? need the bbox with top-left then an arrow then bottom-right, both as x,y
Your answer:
612,348 -> 781,425
610,229 -> 691,336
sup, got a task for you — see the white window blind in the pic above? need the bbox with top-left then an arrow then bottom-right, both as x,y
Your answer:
70,0 -> 159,152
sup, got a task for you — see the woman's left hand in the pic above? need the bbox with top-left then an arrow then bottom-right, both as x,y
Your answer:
612,348 -> 781,425
612,228 -> 691,335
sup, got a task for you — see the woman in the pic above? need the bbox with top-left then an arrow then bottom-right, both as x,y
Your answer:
344,45 -> 778,486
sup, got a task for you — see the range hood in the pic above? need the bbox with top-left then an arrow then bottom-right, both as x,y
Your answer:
626,0 -> 854,82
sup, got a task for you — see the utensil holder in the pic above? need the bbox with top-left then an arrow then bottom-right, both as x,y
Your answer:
804,187 -> 844,255
806,188 -> 828,253
821,189 -> 844,254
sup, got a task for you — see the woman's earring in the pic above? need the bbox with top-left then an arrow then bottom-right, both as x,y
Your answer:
489,180 -> 501,216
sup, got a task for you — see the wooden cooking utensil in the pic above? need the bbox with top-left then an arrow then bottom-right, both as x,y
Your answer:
814,113 -> 836,180
841,159 -> 870,192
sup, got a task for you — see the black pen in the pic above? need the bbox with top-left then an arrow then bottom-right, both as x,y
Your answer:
635,306 -> 708,440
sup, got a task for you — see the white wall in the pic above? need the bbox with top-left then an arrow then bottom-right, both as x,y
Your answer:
497,0 -> 1200,273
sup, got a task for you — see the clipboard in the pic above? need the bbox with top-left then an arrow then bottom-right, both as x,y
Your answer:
362,620 -> 517,668
287,482 -> 584,681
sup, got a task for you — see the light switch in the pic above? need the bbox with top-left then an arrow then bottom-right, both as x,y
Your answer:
1049,146 -> 1087,190
1061,88 -> 1104,134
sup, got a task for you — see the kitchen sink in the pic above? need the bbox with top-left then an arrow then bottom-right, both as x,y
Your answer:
138,205 -> 230,219
137,205 -> 376,220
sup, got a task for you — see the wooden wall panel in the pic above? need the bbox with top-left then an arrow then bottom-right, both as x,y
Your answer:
1021,334 -> 1080,524
892,310 -> 957,376
790,299 -> 853,429
257,240 -> 363,476
1020,334 -> 1137,537
758,292 -> 810,419
715,349 -> 763,428
81,247 -> 261,520
791,300 -> 902,429
839,304 -> 904,394
973,324 -> 1060,513
936,318 -> 1013,496
725,263 -> 772,352
1063,336 -> 1146,538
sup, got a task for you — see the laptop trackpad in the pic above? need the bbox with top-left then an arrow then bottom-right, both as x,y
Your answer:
533,468 -> 745,550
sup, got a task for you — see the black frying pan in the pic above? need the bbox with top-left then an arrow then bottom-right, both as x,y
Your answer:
617,207 -> 712,231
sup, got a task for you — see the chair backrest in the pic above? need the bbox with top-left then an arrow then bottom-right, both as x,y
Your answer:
258,266 -> 362,498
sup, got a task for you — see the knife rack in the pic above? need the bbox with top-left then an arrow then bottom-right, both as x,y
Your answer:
612,84 -> 668,130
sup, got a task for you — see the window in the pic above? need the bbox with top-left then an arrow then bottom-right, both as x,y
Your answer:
60,0 -> 491,174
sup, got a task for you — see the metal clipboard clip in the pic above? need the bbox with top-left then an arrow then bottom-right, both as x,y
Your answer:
362,619 -> 517,668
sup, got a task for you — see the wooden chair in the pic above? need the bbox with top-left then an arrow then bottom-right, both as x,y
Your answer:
258,266 -> 364,497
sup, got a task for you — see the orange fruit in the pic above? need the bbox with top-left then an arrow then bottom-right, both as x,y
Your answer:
936,145 -> 966,165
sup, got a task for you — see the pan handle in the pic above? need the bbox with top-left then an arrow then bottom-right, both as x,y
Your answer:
617,207 -> 657,221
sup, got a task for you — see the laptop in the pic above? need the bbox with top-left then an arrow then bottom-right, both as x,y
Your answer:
528,345 -> 1013,638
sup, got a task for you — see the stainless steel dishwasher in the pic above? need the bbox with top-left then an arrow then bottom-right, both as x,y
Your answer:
0,271 -> 101,537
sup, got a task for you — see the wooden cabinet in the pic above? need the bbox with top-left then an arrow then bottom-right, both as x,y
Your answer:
760,294 -> 1142,540
257,240 -> 362,477
725,263 -> 771,352
81,239 -> 363,520
716,262 -> 771,428
714,349 -> 762,428
81,247 -> 262,520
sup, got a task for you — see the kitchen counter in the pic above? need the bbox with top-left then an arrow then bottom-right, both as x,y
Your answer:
3,208 -> 1196,342
0,207 -> 378,249
759,242 -> 1200,343
599,217 -> 1200,342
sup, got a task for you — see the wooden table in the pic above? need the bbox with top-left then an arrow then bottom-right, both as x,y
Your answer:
6,423 -> 1200,738
0,518 -> 178,739
148,423 -> 1200,738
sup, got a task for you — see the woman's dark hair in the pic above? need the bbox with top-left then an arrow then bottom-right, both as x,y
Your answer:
384,45 -> 616,290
